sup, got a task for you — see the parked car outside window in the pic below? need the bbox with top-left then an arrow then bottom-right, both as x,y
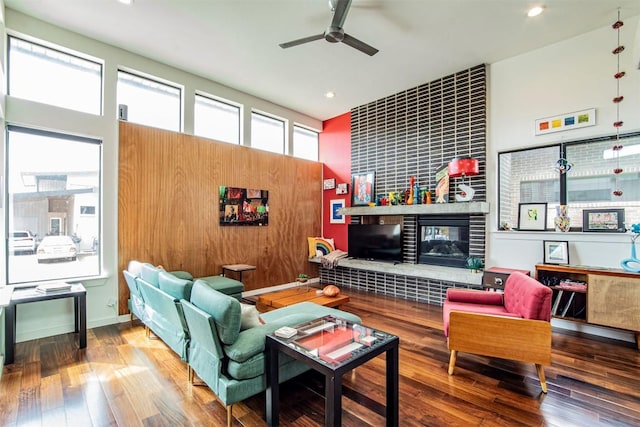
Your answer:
36,235 -> 78,263
9,230 -> 37,254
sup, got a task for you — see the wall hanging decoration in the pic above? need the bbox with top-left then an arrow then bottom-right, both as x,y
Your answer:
219,186 -> 269,226
517,203 -> 547,231
330,199 -> 346,224
554,205 -> 571,232
534,108 -> 596,135
620,223 -> 640,273
336,183 -> 349,195
351,172 -> 375,206
323,178 -> 336,190
611,9 -> 625,197
554,157 -> 573,174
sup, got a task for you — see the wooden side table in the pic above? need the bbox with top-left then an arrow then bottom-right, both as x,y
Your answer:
221,264 -> 256,283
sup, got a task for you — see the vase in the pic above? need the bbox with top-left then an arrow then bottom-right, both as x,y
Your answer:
554,205 -> 570,232
621,241 -> 640,273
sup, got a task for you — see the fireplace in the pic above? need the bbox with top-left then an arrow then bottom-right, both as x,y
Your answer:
417,215 -> 470,268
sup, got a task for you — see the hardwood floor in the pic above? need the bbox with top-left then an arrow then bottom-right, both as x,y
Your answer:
2,289 -> 640,426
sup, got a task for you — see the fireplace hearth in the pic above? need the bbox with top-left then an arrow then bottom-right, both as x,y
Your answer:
417,215 -> 470,268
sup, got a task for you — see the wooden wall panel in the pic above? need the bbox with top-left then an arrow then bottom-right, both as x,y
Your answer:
118,122 -> 322,315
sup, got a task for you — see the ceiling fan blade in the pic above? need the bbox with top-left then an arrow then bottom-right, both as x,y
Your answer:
330,0 -> 352,29
342,33 -> 379,56
279,33 -> 325,49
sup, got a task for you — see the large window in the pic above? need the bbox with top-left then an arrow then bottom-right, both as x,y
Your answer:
194,94 -> 240,144
499,134 -> 640,230
117,70 -> 182,132
8,35 -> 103,115
251,112 -> 285,154
293,125 -> 319,161
6,126 -> 102,284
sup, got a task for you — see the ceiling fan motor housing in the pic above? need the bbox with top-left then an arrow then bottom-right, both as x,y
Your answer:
325,27 -> 345,43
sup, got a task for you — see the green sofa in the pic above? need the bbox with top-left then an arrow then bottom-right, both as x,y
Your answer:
122,261 -> 245,361
181,279 -> 361,427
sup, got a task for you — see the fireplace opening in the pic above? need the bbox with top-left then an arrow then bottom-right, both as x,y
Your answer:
418,215 -> 470,268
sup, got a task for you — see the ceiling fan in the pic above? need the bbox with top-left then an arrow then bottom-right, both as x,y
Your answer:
279,0 -> 379,56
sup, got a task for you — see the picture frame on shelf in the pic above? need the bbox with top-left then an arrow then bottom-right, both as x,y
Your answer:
351,172 -> 375,206
517,202 -> 547,231
582,208 -> 626,232
336,183 -> 349,195
543,240 -> 569,265
330,199 -> 346,224
323,178 -> 336,190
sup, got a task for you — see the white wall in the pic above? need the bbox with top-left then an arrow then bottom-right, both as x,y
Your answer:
3,9 -> 322,343
488,15 -> 640,342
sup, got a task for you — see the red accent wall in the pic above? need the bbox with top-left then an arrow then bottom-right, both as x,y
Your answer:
319,112 -> 351,251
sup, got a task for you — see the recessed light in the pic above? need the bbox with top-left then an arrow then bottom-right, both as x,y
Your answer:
118,0 -> 133,5
325,91 -> 335,99
528,6 -> 544,17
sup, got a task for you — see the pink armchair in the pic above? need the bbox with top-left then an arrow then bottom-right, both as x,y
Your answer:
443,272 -> 553,392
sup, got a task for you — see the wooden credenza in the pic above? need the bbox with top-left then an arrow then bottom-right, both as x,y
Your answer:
535,264 -> 640,350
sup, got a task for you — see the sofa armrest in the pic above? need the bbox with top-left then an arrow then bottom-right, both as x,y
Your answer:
448,311 -> 551,365
446,289 -> 504,305
223,317 -> 305,363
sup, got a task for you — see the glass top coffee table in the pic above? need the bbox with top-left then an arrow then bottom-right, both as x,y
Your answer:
265,315 -> 399,426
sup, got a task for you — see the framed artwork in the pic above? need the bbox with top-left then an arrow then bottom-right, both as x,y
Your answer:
543,240 -> 569,265
582,208 -> 625,232
219,186 -> 269,226
351,172 -> 375,206
535,108 -> 596,135
336,183 -> 349,195
330,199 -> 346,224
517,202 -> 547,231
323,178 -> 336,190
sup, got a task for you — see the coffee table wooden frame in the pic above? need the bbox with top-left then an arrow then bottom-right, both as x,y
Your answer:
256,286 -> 349,312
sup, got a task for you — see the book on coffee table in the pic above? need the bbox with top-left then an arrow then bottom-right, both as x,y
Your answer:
35,282 -> 72,294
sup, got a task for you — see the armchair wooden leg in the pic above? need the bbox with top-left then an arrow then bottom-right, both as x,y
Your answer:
535,364 -> 548,393
188,365 -> 193,384
226,405 -> 232,427
448,350 -> 458,375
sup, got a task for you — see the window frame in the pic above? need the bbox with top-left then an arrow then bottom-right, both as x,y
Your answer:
292,124 -> 319,161
250,110 -> 286,154
7,33 -> 104,115
194,92 -> 241,144
498,131 -> 640,231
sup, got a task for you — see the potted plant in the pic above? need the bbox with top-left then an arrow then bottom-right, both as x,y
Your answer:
296,273 -> 309,283
466,257 -> 484,273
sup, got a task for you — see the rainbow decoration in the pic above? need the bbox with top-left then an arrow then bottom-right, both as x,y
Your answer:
315,238 -> 335,256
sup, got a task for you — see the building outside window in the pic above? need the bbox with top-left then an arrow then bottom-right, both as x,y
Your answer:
251,112 -> 285,154
8,35 -> 103,115
6,126 -> 102,284
293,125 -> 319,161
194,94 -> 240,144
117,70 -> 182,132
498,134 -> 640,230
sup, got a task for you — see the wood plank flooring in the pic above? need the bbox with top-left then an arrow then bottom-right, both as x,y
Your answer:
2,289 -> 640,426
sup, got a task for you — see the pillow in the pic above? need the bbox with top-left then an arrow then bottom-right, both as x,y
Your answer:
240,303 -> 263,330
315,237 -> 335,257
307,237 -> 320,258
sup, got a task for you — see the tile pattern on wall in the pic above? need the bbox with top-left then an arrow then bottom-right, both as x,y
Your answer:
338,64 -> 488,304
319,266 -> 479,307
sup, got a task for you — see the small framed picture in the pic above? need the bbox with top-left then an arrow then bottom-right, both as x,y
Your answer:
351,172 -> 375,206
582,208 -> 626,232
518,203 -> 547,231
323,178 -> 336,190
330,199 -> 346,224
336,183 -> 349,195
543,240 -> 569,265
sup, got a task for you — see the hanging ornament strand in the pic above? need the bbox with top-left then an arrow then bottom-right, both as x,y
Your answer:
612,9 -> 624,197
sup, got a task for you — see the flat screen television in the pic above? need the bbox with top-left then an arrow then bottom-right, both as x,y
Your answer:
348,224 -> 402,263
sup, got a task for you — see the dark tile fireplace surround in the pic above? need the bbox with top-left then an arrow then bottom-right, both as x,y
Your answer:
320,64 -> 487,306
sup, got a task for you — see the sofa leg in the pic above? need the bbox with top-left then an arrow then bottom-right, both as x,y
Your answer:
226,405 -> 232,427
448,350 -> 457,375
145,325 -> 150,338
188,365 -> 193,384
535,364 -> 548,393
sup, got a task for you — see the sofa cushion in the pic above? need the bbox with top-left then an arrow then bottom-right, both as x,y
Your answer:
504,272 -> 552,321
140,263 -> 162,287
198,275 -> 244,295
158,271 -> 193,301
240,303 -> 263,330
442,301 -> 519,337
190,280 -> 241,344
445,289 -> 504,305
127,260 -> 144,277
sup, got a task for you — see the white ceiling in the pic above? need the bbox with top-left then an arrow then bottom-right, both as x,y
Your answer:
5,0 -> 640,121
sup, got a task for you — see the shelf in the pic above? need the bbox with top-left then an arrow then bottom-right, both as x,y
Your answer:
338,202 -> 489,217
